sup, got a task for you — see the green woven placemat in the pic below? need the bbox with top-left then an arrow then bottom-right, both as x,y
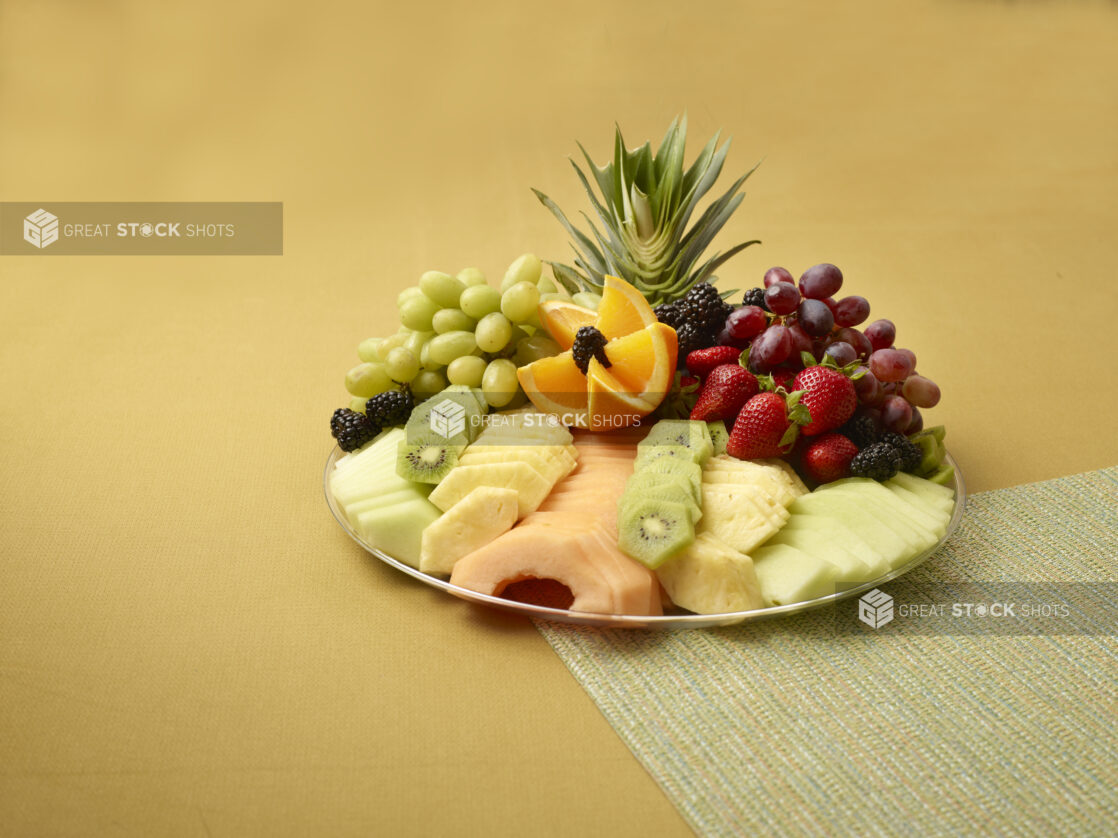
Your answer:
536,468 -> 1118,836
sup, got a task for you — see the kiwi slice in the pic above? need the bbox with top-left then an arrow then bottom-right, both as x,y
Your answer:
395,436 -> 463,484
633,457 -> 702,500
635,443 -> 703,468
618,498 -> 696,569
624,469 -> 701,504
639,420 -> 714,463
706,421 -> 729,456
405,389 -> 480,445
620,477 -> 701,523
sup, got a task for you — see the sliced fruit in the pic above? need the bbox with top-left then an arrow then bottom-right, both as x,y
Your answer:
594,275 -> 660,339
655,532 -> 763,615
419,487 -> 519,576
640,420 -> 714,462
617,498 -> 695,569
707,421 -> 729,456
698,485 -> 789,555
763,526 -> 872,585
396,436 -> 462,484
428,461 -> 552,519
537,300 -> 598,350
355,496 -> 442,569
751,543 -> 839,607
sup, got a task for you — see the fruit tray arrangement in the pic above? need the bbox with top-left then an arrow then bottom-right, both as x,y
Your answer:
325,118 -> 962,627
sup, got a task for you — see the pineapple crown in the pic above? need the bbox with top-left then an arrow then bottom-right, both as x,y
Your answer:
533,116 -> 761,306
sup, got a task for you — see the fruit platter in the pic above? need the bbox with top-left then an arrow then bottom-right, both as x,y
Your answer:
324,118 -> 963,627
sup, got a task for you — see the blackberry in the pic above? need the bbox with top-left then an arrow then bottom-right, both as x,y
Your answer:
654,302 -> 683,329
840,413 -> 880,448
881,432 -> 923,473
849,442 -> 903,481
675,321 -> 718,357
366,389 -> 414,428
742,287 -> 769,311
572,326 -> 611,374
679,282 -> 725,330
331,408 -> 377,452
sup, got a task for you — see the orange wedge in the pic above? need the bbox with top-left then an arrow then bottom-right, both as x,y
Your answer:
537,300 -> 598,351
595,276 -> 660,339
518,277 -> 678,432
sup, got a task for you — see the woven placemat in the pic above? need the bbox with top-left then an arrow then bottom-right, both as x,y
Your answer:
536,468 -> 1118,836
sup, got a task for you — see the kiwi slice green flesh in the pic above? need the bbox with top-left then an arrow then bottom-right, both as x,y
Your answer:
618,498 -> 696,569
395,437 -> 462,484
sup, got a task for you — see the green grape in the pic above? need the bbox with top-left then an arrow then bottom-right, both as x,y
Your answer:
345,362 -> 394,398
536,277 -> 557,294
404,329 -> 432,359
375,332 -> 410,359
513,335 -> 562,366
475,312 -> 513,353
357,337 -> 382,363
571,291 -> 602,310
427,330 -> 478,366
397,286 -> 424,308
410,369 -> 447,402
385,347 -> 420,383
481,359 -> 520,408
446,355 -> 488,388
348,396 -> 369,414
459,284 -> 502,320
538,292 -> 565,304
502,388 -> 529,410
399,295 -> 440,331
500,281 -> 541,324
418,340 -> 442,371
457,267 -> 487,287
418,270 -> 466,309
501,253 -> 542,292
432,308 -> 477,335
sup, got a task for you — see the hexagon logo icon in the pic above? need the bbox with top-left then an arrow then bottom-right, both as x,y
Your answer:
858,588 -> 894,629
429,398 -> 466,439
24,209 -> 59,249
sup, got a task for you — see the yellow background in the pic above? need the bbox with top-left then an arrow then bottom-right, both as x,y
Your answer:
1,1 -> 1116,835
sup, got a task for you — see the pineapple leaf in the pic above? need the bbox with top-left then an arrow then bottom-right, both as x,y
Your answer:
532,188 -> 608,272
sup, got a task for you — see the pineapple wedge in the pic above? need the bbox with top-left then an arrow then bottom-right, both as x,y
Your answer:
697,484 -> 789,555
419,487 -> 519,576
428,461 -> 552,518
655,532 -> 763,614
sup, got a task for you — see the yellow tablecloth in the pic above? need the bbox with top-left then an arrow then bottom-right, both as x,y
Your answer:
2,1 -> 1115,835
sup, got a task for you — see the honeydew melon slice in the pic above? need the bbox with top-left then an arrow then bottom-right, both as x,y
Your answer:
816,478 -> 946,539
655,532 -> 763,614
751,543 -> 839,607
427,461 -> 552,518
764,526 -> 873,585
355,495 -> 442,568
345,485 -> 432,521
888,471 -> 956,512
887,480 -> 954,521
790,493 -> 925,567
777,517 -> 891,579
419,486 -> 519,576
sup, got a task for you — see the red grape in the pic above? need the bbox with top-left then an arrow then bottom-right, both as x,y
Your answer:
870,348 -> 914,383
715,326 -> 749,349
881,395 -> 913,433
864,319 -> 896,351
853,366 -> 881,403
797,298 -> 835,337
787,323 -> 814,357
834,296 -> 870,327
824,341 -> 857,366
726,305 -> 767,339
906,406 -> 924,434
902,374 -> 941,408
896,347 -> 917,368
834,327 -> 872,359
764,282 -> 801,315
798,263 -> 843,299
763,267 -> 794,288
751,324 -> 793,366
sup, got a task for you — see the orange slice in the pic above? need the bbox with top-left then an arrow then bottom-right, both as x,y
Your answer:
595,276 -> 660,339
519,276 -> 677,433
537,300 -> 598,351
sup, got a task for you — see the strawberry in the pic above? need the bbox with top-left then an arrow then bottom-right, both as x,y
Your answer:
801,433 -> 859,484
770,367 -> 798,390
792,365 -> 857,436
726,390 -> 811,460
689,364 -> 759,423
686,345 -> 743,379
